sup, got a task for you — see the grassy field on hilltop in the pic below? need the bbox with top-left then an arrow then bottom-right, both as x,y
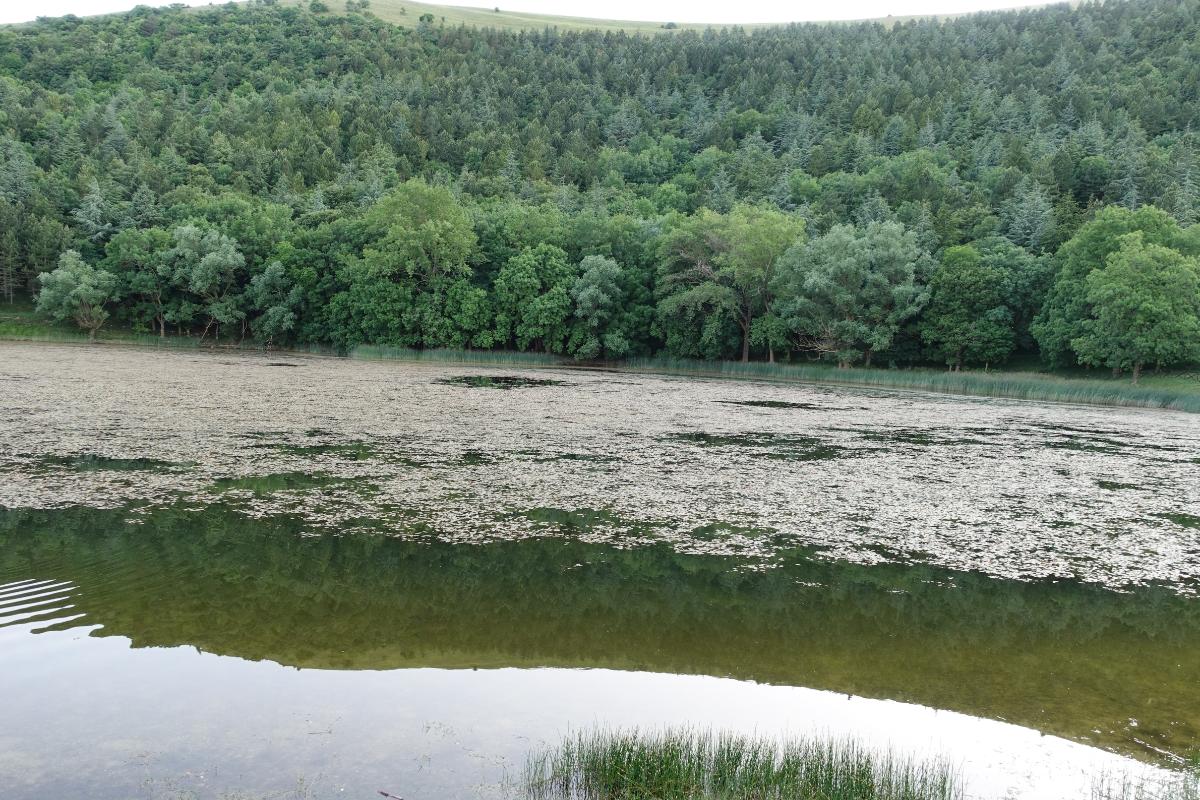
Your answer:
326,0 -> 725,33
285,0 -> 1028,33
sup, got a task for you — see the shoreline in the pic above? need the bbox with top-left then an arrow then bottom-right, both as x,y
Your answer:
4,334 -> 1199,414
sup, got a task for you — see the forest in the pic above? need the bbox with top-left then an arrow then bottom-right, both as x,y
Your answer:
1,0 -> 1200,379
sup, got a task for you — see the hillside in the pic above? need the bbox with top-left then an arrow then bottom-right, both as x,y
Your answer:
302,0 -> 730,33
283,0 -> 1050,33
0,0 -> 1198,378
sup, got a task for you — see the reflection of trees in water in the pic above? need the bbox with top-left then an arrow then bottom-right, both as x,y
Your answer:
1,503 -> 1198,763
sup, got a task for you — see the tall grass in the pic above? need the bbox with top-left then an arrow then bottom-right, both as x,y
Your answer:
0,326 -> 201,348
351,343 -> 565,366
620,356 -> 1200,413
521,728 -> 962,800
0,324 -> 341,356
1093,769 -> 1200,800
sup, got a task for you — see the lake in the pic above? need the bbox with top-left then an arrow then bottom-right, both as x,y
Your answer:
1,342 -> 1198,799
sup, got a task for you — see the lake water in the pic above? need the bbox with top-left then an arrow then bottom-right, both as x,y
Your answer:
1,343 -> 1198,799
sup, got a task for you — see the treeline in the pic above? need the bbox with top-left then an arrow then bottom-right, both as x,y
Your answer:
2,1 -> 1200,378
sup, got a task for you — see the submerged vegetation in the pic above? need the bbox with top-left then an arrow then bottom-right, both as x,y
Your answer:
521,729 -> 962,800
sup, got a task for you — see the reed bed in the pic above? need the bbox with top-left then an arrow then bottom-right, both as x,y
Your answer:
351,343 -> 565,366
521,729 -> 962,800
620,357 -> 1200,413
0,325 -> 342,356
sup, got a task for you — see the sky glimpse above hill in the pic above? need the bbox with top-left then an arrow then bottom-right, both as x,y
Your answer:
0,0 -> 1048,26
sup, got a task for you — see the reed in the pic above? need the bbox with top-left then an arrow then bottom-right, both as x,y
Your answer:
1092,769 -> 1200,800
619,357 -> 1200,413
351,343 -> 565,366
521,728 -> 962,800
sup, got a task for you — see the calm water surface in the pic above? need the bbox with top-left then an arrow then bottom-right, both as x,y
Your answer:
1,343 -> 1198,799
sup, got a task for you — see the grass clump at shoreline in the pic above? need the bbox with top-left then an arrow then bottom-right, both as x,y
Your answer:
521,728 -> 962,800
1093,768 -> 1200,800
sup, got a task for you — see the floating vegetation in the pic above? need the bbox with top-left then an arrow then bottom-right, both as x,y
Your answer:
436,375 -> 569,389
521,728 -> 963,800
3,344 -> 1200,593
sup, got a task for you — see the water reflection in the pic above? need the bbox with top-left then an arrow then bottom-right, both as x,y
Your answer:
2,504 -> 1197,767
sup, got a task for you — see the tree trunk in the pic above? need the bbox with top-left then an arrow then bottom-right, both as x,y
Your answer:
739,305 -> 753,363
863,348 -> 873,368
1131,362 -> 1142,385
158,314 -> 166,338
768,345 -> 775,364
88,328 -> 96,342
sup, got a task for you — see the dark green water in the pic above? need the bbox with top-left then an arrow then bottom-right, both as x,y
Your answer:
2,503 -> 1198,774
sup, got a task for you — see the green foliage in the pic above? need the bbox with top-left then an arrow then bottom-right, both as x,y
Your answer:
35,250 -> 118,340
0,0 -> 1197,373
494,244 -> 576,353
164,225 -> 247,338
920,245 -> 1014,369
246,261 -> 303,344
569,255 -> 629,359
774,221 -> 929,366
658,204 -> 804,362
362,180 -> 476,285
1072,234 -> 1200,382
1033,206 -> 1194,367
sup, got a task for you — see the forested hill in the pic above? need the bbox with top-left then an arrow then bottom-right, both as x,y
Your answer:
2,0 -> 1199,375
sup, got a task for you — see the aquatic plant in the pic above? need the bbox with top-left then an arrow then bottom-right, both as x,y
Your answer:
521,728 -> 962,800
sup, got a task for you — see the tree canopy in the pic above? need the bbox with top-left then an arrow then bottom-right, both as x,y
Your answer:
0,0 -> 1196,378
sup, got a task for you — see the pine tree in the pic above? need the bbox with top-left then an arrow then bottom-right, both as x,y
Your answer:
72,181 -> 117,244
1002,179 -> 1055,252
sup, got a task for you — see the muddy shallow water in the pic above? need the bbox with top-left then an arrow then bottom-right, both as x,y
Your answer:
0,343 -> 1198,798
